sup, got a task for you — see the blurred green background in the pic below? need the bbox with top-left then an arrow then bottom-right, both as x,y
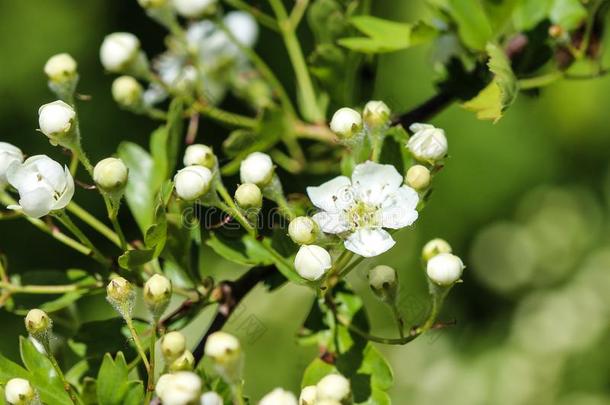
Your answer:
1,1 -> 610,404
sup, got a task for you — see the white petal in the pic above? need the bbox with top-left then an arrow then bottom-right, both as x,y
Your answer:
33,156 -> 66,192
53,166 -> 74,210
351,161 -> 403,205
306,176 -> 352,213
381,186 -> 419,229
344,228 -> 395,257
312,211 -> 350,234
19,188 -> 54,218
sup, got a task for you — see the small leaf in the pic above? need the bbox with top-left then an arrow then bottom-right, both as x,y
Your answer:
96,352 -> 130,405
550,0 -> 587,30
118,248 -> 156,270
512,0 -> 553,31
446,0 -> 494,50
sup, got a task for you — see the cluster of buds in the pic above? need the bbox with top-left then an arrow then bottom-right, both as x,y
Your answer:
329,100 -> 391,140
161,331 -> 195,372
422,238 -> 464,286
299,372 -> 352,405
174,144 -> 216,202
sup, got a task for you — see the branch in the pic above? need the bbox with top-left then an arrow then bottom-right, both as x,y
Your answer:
393,90 -> 455,129
193,265 -> 276,361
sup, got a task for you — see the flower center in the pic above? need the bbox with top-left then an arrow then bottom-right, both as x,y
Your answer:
346,201 -> 380,230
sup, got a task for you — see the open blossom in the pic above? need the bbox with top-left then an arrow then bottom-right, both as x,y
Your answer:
0,142 -> 24,187
307,161 -> 418,257
7,155 -> 74,218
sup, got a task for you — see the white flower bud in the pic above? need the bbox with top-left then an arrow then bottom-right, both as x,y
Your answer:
38,100 -> 75,138
298,386 -> 316,405
183,144 -> 216,169
174,166 -> 213,201
200,391 -> 223,405
363,100 -> 390,129
426,253 -> 465,286
106,277 -> 135,319
294,245 -> 332,281
111,76 -> 143,107
407,123 -> 448,163
204,331 -> 242,382
44,53 -> 77,82
169,350 -> 195,372
156,372 -> 201,405
138,0 -> 167,8
93,157 -> 128,193
171,0 -> 217,18
288,217 -> 318,245
368,265 -> 397,301
316,374 -> 351,403
161,331 -> 187,362
24,309 -> 52,340
6,155 -> 74,218
144,274 -> 172,318
100,33 -> 140,73
422,238 -> 452,262
0,142 -> 23,187
224,11 -> 259,48
405,165 -> 431,191
259,388 -> 298,405
234,183 -> 262,209
5,378 -> 35,405
330,108 -> 362,139
239,152 -> 274,186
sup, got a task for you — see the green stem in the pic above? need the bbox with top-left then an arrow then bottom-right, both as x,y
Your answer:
191,102 -> 258,129
390,304 -> 405,339
231,382 -> 246,405
69,151 -> 79,176
215,181 -> 256,235
104,198 -> 128,251
54,211 -> 111,267
67,202 -> 122,248
0,282 -> 101,295
339,256 -> 366,278
144,323 -> 157,404
289,0 -> 310,29
518,71 -> 564,89
43,341 -> 84,405
125,317 -> 151,372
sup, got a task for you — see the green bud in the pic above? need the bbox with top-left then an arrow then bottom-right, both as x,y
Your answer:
288,217 -> 318,245
234,183 -> 263,209
169,350 -> 195,372
111,76 -> 143,108
161,331 -> 187,362
422,238 -> 452,262
405,165 -> 431,191
24,309 -> 52,341
143,274 -> 172,319
106,277 -> 135,319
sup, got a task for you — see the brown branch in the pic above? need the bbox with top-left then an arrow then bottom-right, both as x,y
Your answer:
393,90 -> 455,129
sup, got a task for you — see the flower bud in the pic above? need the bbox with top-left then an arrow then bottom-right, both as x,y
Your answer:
316,374 -> 351,403
204,331 -> 242,383
422,238 -> 452,262
294,245 -> 332,281
44,53 -> 77,82
368,265 -> 397,301
200,391 -> 223,405
138,0 -> 167,8
239,152 -> 274,186
174,166 -> 213,201
234,183 -> 262,209
183,144 -> 216,169
426,253 -> 465,286
0,142 -> 23,187
4,378 -> 35,405
161,331 -> 187,362
100,32 -> 140,73
169,350 -> 195,372
407,123 -> 448,163
405,165 -> 431,191
111,76 -> 143,108
259,388 -> 298,405
38,100 -> 75,138
288,217 -> 318,245
106,277 -> 135,319
93,157 -> 128,193
224,11 -> 259,48
143,274 -> 172,319
330,107 -> 362,139
24,309 -> 52,341
298,386 -> 317,405
155,372 -> 201,405
171,0 -> 217,18
363,100 -> 390,129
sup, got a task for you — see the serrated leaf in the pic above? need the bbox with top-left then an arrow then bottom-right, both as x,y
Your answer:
96,352 -> 141,405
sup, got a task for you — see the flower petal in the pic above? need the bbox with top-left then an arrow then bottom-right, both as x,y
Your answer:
32,156 -> 66,193
344,228 -> 395,257
18,188 -> 54,218
312,211 -> 350,234
53,166 -> 74,210
306,175 -> 352,213
351,161 -> 403,205
381,186 -> 419,229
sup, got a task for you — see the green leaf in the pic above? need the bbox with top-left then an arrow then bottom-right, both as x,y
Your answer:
0,354 -> 29,382
96,352 -> 132,405
446,0 -> 494,50
512,0 -> 553,31
118,248 -> 156,270
550,0 -> 587,30
338,17 -> 436,53
150,98 -> 184,185
301,358 -> 336,387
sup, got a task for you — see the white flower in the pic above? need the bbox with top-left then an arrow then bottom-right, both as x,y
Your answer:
38,100 -> 75,138
174,166 -> 213,201
200,391 -> 223,405
239,152 -> 274,186
7,155 -> 74,218
44,53 -> 77,82
294,245 -> 332,281
100,32 -> 140,72
422,238 -> 452,262
93,157 -> 128,193
363,100 -> 390,129
426,253 -> 464,286
172,0 -> 216,18
316,374 -> 351,402
224,11 -> 259,48
156,372 -> 202,405
288,217 -> 318,245
5,378 -> 35,405
405,164 -> 431,191
0,142 -> 23,187
161,331 -> 187,362
183,144 -> 216,169
407,123 -> 448,162
111,76 -> 143,107
298,386 -> 316,405
234,183 -> 262,209
259,388 -> 298,405
307,161 -> 419,257
329,107 -> 362,139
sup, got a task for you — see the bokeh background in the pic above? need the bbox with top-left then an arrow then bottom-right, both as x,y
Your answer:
1,1 -> 610,404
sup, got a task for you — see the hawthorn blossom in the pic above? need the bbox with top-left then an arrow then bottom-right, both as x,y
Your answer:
307,161 -> 419,257
407,123 -> 448,162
